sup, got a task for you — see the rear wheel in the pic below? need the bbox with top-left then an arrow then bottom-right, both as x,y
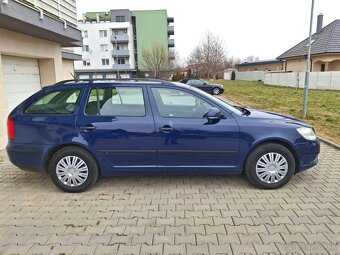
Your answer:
244,143 -> 295,189
49,146 -> 99,192
212,87 -> 221,95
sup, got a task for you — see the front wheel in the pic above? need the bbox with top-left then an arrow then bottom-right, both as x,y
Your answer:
244,143 -> 295,189
212,87 -> 221,95
48,146 -> 99,192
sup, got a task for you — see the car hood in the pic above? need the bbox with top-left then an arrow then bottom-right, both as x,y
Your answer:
246,109 -> 311,127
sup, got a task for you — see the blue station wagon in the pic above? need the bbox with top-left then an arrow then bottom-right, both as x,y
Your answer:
7,79 -> 320,192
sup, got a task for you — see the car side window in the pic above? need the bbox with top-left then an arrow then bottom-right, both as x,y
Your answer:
85,87 -> 145,117
25,89 -> 81,114
151,88 -> 213,118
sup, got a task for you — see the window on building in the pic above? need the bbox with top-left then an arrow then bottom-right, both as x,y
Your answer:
113,29 -> 127,35
83,61 -> 91,66
116,16 -> 125,22
100,44 -> 109,52
82,30 -> 88,38
102,59 -> 110,66
116,44 -> 126,50
321,64 -> 326,72
117,58 -> 126,65
82,45 -> 89,52
99,30 -> 107,37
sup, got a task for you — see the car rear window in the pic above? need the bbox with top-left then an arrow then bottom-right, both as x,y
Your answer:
85,87 -> 145,117
25,89 -> 81,114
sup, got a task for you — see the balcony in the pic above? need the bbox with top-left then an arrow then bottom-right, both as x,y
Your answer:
112,49 -> 130,57
168,39 -> 175,47
111,34 -> 129,43
167,17 -> 174,23
169,51 -> 175,59
113,64 -> 131,70
167,26 -> 174,35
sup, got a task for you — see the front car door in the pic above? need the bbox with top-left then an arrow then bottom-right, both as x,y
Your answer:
148,86 -> 240,173
76,84 -> 157,174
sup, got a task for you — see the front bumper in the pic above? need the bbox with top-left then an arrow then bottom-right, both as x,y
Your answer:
295,139 -> 320,172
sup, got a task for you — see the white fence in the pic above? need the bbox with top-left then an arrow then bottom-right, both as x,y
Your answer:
235,71 -> 340,90
235,71 -> 265,81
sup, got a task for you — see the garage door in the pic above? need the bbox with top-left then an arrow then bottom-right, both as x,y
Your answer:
3,56 -> 41,112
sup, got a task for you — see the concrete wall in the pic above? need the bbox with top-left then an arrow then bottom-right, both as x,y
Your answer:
224,72 -> 232,80
235,71 -> 265,81
234,70 -> 340,90
0,28 -> 67,149
264,72 -> 340,90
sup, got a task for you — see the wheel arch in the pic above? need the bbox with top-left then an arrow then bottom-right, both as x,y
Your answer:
44,143 -> 101,175
243,138 -> 299,174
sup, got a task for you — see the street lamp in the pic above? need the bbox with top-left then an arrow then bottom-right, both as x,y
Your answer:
114,36 -> 120,78
303,0 -> 315,117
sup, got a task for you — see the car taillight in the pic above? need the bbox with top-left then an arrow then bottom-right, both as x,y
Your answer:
7,116 -> 14,140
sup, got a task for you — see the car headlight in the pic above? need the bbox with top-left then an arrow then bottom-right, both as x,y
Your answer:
297,127 -> 317,140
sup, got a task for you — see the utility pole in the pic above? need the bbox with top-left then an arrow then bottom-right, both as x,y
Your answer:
303,0 -> 315,117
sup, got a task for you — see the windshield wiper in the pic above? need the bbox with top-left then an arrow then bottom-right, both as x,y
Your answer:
234,106 -> 251,116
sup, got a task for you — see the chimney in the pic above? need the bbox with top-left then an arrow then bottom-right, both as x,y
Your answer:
316,13 -> 323,33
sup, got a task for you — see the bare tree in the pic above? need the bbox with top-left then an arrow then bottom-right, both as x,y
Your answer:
187,31 -> 228,79
142,43 -> 169,78
243,55 -> 260,63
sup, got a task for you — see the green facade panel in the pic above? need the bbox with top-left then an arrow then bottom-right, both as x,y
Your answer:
131,10 -> 169,70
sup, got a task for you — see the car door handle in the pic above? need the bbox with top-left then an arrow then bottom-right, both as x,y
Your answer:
80,125 -> 96,131
159,125 -> 174,133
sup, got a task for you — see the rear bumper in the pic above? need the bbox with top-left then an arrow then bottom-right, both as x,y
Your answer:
6,142 -> 46,171
295,139 -> 320,172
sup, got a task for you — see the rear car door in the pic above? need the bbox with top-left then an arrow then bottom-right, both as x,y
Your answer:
76,84 -> 157,173
148,86 -> 240,173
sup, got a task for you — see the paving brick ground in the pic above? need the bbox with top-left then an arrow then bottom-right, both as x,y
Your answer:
0,142 -> 339,254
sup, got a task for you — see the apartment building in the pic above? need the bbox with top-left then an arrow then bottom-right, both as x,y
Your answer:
0,0 -> 82,149
75,9 -> 175,78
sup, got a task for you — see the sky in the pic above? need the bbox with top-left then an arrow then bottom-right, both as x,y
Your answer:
76,0 -> 340,63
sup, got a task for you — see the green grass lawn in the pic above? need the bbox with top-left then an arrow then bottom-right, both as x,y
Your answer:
218,80 -> 340,144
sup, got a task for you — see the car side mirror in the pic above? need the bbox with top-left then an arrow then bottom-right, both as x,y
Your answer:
204,107 -> 224,123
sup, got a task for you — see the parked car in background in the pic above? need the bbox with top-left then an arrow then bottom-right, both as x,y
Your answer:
7,79 -> 319,192
179,78 -> 224,95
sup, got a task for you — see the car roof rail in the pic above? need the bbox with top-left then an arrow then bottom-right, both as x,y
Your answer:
53,78 -> 175,85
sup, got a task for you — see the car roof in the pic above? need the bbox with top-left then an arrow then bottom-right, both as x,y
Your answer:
48,78 -> 179,89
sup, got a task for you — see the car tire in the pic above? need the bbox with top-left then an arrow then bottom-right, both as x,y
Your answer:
212,87 -> 221,95
48,146 -> 99,192
244,143 -> 295,189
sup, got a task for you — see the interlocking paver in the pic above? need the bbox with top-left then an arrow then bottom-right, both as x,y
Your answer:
186,244 -> 209,255
140,244 -> 163,255
175,234 -> 196,245
0,142 -> 339,254
117,244 -> 141,255
94,244 -> 119,255
230,243 -> 256,254
163,244 -> 185,255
